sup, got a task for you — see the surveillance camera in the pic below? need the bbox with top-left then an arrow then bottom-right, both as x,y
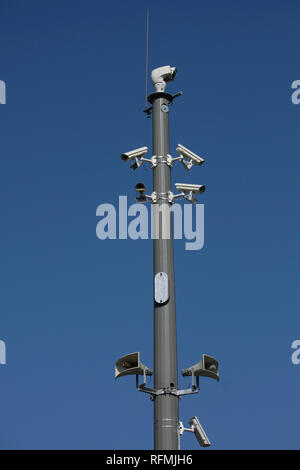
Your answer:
176,144 -> 205,169
135,183 -> 146,193
175,183 -> 206,194
121,147 -> 148,162
189,416 -> 211,448
135,183 -> 147,203
151,66 -> 177,92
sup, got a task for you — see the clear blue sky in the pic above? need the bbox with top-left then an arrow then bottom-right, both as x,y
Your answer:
0,0 -> 299,449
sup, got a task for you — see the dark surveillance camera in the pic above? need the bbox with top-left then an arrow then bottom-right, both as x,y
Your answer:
135,183 -> 146,193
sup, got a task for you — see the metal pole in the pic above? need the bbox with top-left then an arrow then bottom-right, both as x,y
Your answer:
151,92 -> 179,450
117,66 -> 218,450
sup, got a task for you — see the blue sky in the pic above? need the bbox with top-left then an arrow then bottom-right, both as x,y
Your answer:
0,0 -> 299,449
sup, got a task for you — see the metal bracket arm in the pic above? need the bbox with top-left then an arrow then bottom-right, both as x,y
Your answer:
140,156 -> 158,168
136,154 -> 187,169
168,191 -> 197,205
137,383 -> 199,398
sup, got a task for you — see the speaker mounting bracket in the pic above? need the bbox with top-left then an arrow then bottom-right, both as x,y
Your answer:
136,374 -> 199,400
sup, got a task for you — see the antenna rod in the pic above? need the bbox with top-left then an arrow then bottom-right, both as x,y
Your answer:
145,8 -> 149,107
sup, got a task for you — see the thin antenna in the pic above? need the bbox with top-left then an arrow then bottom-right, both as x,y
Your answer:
145,8 -> 149,106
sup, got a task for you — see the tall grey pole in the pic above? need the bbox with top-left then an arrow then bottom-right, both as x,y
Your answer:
150,91 -> 179,450
117,65 -> 219,450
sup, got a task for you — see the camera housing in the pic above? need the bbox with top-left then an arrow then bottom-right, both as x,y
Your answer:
121,147 -> 148,162
189,416 -> 211,447
135,182 -> 146,193
151,66 -> 177,92
175,183 -> 206,194
176,144 -> 205,170
135,182 -> 147,203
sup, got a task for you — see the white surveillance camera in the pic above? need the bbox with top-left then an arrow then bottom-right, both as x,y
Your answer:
189,416 -> 211,448
121,146 -> 148,162
151,66 -> 177,92
175,183 -> 206,194
176,144 -> 205,170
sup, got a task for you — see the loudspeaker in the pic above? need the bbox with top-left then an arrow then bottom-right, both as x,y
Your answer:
181,354 -> 219,381
115,352 -> 153,379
